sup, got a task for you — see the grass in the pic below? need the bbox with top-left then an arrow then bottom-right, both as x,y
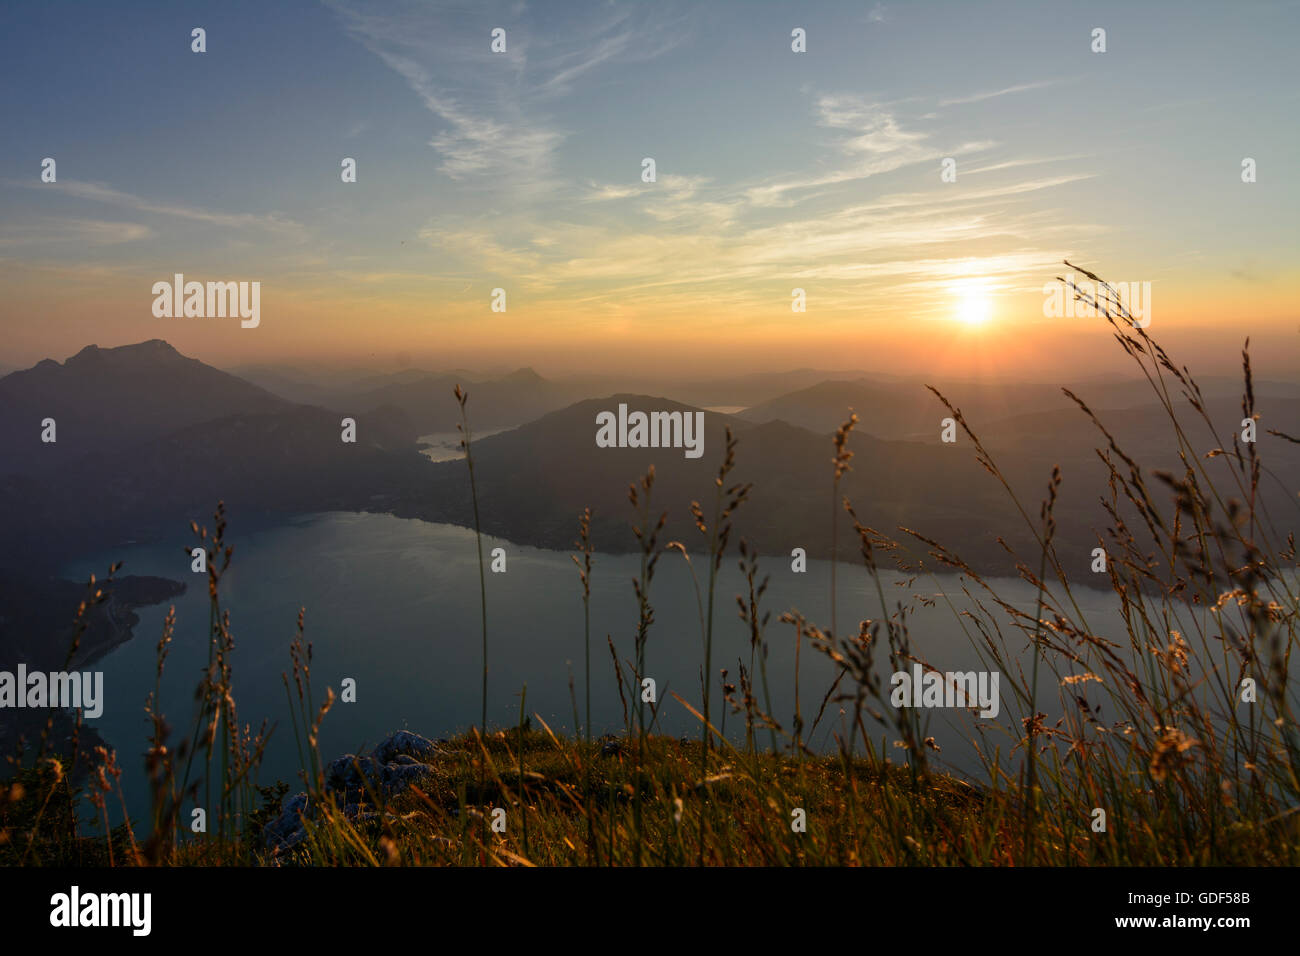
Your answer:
2,262 -> 1298,866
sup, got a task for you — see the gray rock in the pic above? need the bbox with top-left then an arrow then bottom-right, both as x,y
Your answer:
325,754 -> 358,789
263,791 -> 312,850
371,731 -> 440,765
326,754 -> 382,793
381,761 -> 436,796
264,730 -> 448,851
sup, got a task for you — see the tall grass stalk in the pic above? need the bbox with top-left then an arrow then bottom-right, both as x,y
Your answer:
455,385 -> 489,735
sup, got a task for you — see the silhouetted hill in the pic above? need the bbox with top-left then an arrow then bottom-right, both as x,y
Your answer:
344,369 -> 585,434
500,367 -> 545,384
237,365 -> 899,426
0,569 -> 184,672
0,403 -> 431,572
400,395 -> 1051,573
981,396 -> 1300,456
739,378 -> 1067,438
396,389 -> 1298,576
0,341 -> 439,568
972,396 -> 1300,544
0,569 -> 184,778
2,347 -> 1294,583
666,368 -> 876,408
0,340 -> 289,475
741,375 -> 1300,441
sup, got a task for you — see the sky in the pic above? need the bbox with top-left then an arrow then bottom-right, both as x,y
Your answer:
1,0 -> 1297,381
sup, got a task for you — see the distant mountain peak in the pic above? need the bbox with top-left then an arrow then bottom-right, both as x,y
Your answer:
0,340 -> 291,480
503,366 -> 545,384
67,340 -> 183,366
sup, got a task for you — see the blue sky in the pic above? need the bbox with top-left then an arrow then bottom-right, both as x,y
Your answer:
2,0 -> 1297,378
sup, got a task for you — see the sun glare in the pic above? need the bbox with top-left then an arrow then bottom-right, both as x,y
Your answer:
953,280 -> 993,328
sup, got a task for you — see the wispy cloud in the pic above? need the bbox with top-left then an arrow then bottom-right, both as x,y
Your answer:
582,182 -> 641,203
744,97 -> 993,207
398,80 -> 1089,314
0,217 -> 153,247
327,1 -> 561,189
328,0 -> 684,192
438,167 -> 1087,312
416,218 -> 545,275
938,80 -> 1059,107
539,29 -> 635,94
526,4 -> 688,97
9,179 -> 304,235
961,155 -> 1085,175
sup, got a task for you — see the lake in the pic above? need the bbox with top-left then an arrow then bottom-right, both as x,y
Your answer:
62,511 -> 1125,826
417,429 -> 509,462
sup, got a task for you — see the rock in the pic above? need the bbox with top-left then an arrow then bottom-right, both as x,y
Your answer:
325,754 -> 355,789
371,731 -> 440,765
326,754 -> 382,801
263,792 -> 312,850
322,733 -> 446,802
264,730 -> 447,852
381,761 -> 436,796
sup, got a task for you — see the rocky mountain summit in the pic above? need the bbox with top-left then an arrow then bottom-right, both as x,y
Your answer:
263,730 -> 448,852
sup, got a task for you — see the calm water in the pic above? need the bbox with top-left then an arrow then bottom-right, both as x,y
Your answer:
417,428 -> 509,462
63,512 -> 1123,826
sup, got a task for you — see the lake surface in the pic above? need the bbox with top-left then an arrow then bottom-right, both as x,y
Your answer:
63,511 -> 1125,826
417,428 -> 509,462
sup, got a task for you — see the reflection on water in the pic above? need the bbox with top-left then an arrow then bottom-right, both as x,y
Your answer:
417,428 -> 510,462
63,512 -> 1123,825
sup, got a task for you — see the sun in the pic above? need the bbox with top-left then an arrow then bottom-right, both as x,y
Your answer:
952,279 -> 993,328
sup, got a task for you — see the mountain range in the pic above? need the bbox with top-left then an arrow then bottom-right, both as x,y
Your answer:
1,340 -> 1295,583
